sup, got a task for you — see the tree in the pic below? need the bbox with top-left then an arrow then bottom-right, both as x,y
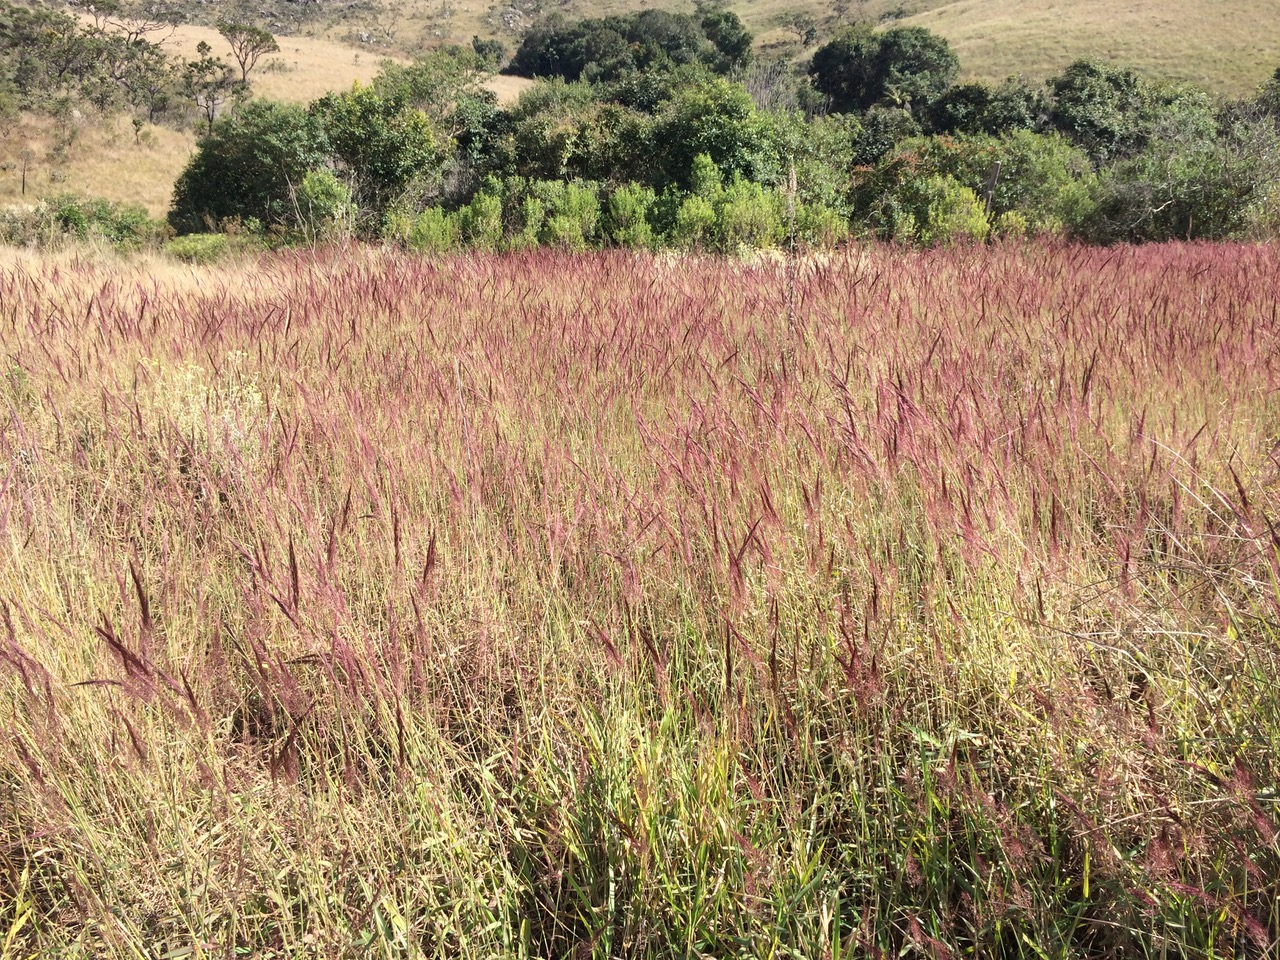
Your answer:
183,41 -> 242,134
471,36 -> 505,68
217,22 -> 279,84
700,11 -> 752,70
374,46 -> 494,138
310,84 -> 449,225
653,77 -> 779,187
0,82 -> 17,142
1047,59 -> 1145,162
808,25 -> 957,114
169,98 -> 327,232
505,10 -> 739,83
928,78 -> 1044,136
101,3 -> 176,47
117,40 -> 177,122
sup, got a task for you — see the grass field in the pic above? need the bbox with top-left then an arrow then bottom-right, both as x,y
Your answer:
898,0 -> 1280,95
0,114 -> 195,218
1,241 -> 1278,957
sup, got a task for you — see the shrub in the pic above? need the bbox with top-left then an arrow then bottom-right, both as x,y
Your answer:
713,176 -> 785,251
457,190 -> 504,249
653,79 -> 780,188
606,182 -> 656,247
170,100 -> 326,235
993,209 -> 1031,237
505,10 -> 746,83
165,233 -> 230,263
534,180 -> 601,249
670,193 -> 716,247
296,169 -> 355,241
856,132 -> 1096,239
795,202 -> 849,248
310,85 -> 450,227
852,106 -> 921,166
512,195 -> 546,250
395,207 -> 460,252
0,194 -> 165,249
689,152 -> 723,198
1080,116 -> 1280,242
915,174 -> 989,244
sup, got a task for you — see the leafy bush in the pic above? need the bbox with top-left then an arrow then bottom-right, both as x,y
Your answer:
653,78 -> 781,188
882,131 -> 1096,234
512,195 -> 547,250
170,101 -> 326,235
457,190 -> 504,250
928,78 -> 1045,136
795,202 -> 850,248
296,169 -> 355,241
392,206 -> 460,252
0,194 -> 164,249
534,180 -> 601,249
670,193 -> 716,247
165,233 -> 231,263
713,176 -> 785,251
852,106 -> 921,166
606,182 -> 656,247
310,85 -> 450,227
915,174 -> 989,244
1080,114 -> 1280,242
859,172 -> 989,244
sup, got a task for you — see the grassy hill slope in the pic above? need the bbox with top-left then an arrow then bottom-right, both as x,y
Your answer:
898,0 -> 1280,94
0,25 -> 531,218
333,0 -> 1280,96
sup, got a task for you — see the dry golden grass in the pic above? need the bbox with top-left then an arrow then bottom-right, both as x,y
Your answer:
0,113 -> 194,217
144,21 -> 532,105
159,22 -> 391,102
898,0 -> 1280,94
485,73 -> 536,103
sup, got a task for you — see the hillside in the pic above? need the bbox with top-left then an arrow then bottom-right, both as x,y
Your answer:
898,0 -> 1280,95
0,24 -> 531,218
300,0 -> 1280,96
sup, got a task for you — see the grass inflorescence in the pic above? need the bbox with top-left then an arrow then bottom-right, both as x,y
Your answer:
1,242 -> 1278,958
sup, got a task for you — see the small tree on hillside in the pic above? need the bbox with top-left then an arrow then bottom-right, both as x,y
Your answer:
183,41 -> 242,133
217,21 -> 279,83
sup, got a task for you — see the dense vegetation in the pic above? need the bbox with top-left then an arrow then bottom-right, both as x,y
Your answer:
3,241 -> 1279,956
5,5 -> 1280,957
4,2 -> 1280,253
140,14 -> 1280,253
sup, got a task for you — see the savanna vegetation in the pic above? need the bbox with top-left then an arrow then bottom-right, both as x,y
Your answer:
3,3 -> 1280,958
2,240 -> 1279,957
10,4 -> 1280,255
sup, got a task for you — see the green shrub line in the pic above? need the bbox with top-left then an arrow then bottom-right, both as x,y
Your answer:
8,9 -> 1280,254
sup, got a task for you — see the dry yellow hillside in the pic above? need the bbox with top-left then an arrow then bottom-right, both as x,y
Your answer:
1,25 -> 531,218
898,0 -> 1280,94
310,0 -> 1280,96
1,114 -> 193,217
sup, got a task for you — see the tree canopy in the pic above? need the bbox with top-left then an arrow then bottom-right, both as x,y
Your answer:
809,25 -> 958,114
